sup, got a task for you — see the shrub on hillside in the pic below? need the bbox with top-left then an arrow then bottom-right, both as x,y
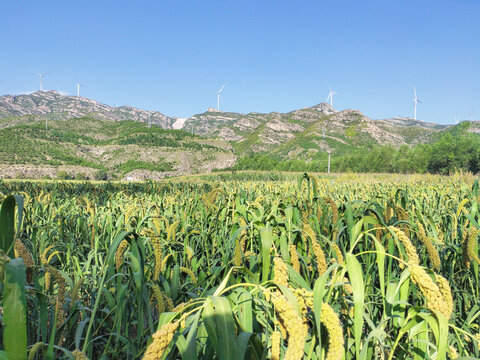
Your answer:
56,170 -> 70,180
94,170 -> 108,181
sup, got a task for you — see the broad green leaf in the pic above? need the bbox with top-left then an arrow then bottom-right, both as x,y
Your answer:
260,228 -> 273,283
0,195 -> 17,257
346,253 -> 364,360
202,296 -> 238,360
3,258 -> 27,360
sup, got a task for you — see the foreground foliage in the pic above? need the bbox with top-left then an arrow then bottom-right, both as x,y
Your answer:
0,174 -> 479,359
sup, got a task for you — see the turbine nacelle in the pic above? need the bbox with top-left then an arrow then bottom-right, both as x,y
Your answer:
38,71 -> 51,91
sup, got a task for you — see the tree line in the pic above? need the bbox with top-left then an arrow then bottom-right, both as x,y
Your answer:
231,122 -> 480,175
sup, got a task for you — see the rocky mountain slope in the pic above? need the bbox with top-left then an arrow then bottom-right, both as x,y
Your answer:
0,91 -> 175,128
183,103 -> 452,160
2,90 -> 479,178
0,117 -> 235,180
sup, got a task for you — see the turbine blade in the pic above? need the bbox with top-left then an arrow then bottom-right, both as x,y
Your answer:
218,83 -> 226,93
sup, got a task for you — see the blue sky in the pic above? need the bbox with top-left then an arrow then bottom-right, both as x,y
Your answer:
1,1 -> 478,123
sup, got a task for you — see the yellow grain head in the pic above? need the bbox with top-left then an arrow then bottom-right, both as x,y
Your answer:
70,278 -> 85,307
448,345 -> 459,359
46,265 -> 67,327
124,205 -> 134,227
115,240 -> 129,271
384,205 -> 394,223
451,214 -> 458,241
271,292 -> 308,360
289,244 -> 300,273
323,197 -> 338,223
321,303 -> 345,360
311,238 -> 327,275
435,274 -> 453,319
152,216 -> 163,234
14,239 -> 34,267
185,246 -> 194,262
456,198 -> 469,218
149,235 -> 163,282
463,227 -> 480,268
142,321 -> 179,360
234,239 -> 242,268
41,245 -> 55,265
317,203 -> 323,222
164,293 -> 174,311
161,253 -> 173,272
389,226 -> 419,266
72,349 -> 89,360
417,222 -> 441,271
330,242 -> 344,266
273,257 -> 289,287
342,277 -> 353,295
409,264 -> 451,319
302,219 -> 316,243
394,205 -> 411,237
271,330 -> 281,360
167,220 -> 180,242
239,219 -> 248,253
152,284 -> 165,314
293,288 -> 313,316
179,267 -> 197,285
438,228 -> 444,245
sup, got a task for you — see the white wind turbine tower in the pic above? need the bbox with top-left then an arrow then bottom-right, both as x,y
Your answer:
326,84 -> 337,107
413,87 -> 422,120
76,80 -> 83,97
216,83 -> 226,111
38,72 -> 50,91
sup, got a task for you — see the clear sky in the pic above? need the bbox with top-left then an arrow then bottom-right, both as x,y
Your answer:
1,1 -> 478,123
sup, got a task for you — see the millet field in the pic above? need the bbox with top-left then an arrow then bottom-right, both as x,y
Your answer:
0,172 -> 479,359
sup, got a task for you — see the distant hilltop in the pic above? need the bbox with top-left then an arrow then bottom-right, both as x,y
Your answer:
0,90 -> 175,128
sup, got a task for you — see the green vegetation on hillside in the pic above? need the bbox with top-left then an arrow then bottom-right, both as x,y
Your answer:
0,116 -> 231,179
231,122 -> 480,174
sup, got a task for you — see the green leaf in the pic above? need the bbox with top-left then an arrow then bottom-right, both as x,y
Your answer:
176,313 -> 199,360
202,296 -> 238,360
214,267 -> 234,296
0,195 -> 17,257
3,258 -> 27,360
235,332 -> 253,360
237,290 -> 254,332
346,253 -> 364,360
260,228 -> 273,283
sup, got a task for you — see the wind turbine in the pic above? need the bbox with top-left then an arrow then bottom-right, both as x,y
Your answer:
38,72 -> 50,91
76,80 -> 83,97
413,87 -> 422,120
216,83 -> 226,111
326,84 -> 337,107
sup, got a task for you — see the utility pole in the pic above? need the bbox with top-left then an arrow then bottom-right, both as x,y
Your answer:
327,151 -> 331,174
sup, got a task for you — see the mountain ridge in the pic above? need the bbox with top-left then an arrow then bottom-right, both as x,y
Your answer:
1,90 -> 479,178
0,90 -> 175,128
